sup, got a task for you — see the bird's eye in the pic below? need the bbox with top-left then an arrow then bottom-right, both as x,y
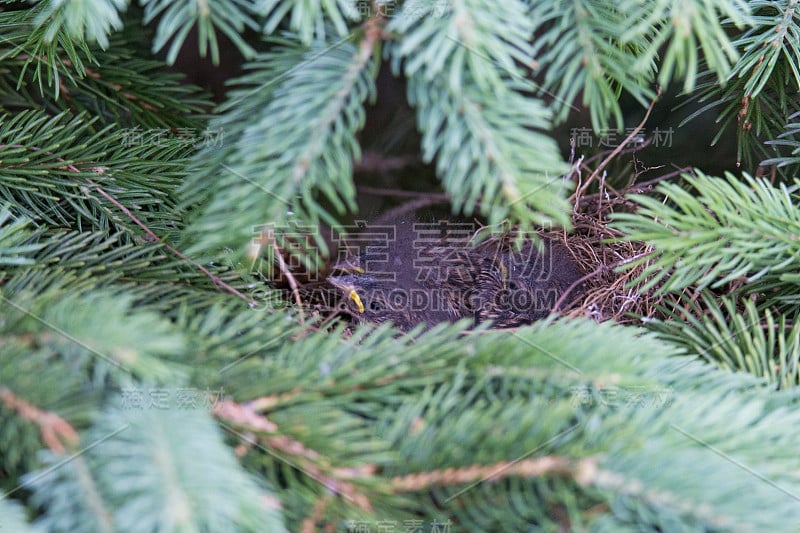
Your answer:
369,300 -> 383,312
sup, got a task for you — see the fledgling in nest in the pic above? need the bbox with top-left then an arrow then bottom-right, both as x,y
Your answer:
328,218 -> 585,331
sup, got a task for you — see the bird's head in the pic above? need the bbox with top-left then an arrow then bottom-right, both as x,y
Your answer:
327,270 -> 418,330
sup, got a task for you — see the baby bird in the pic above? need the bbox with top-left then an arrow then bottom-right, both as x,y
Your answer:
328,222 -> 584,331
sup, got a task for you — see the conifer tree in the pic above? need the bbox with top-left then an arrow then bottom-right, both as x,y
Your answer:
2,1 -> 800,532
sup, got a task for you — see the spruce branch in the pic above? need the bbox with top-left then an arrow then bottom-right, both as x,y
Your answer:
618,0 -> 751,92
259,0 -> 362,45
86,177 -> 257,304
529,0 -> 656,131
763,109 -> 800,174
182,30 -> 379,257
25,403 -> 288,532
33,0 -> 128,50
389,0 -> 537,91
611,171 -> 800,294
0,311 -> 95,480
681,0 -> 800,171
0,110 -> 190,230
0,5 -> 97,97
0,207 -> 43,267
0,110 -> 254,303
23,451 -> 115,533
0,498 -> 42,533
650,292 -> 800,387
2,12 -> 208,127
373,320 -> 800,530
3,288 -> 186,383
53,44 -> 209,129
3,2 -> 800,531
729,0 -> 799,97
387,0 -> 572,231
408,70 -> 571,229
141,0 -> 258,64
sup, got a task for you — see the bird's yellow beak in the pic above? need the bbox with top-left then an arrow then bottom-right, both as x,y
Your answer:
347,289 -> 365,313
328,276 -> 365,313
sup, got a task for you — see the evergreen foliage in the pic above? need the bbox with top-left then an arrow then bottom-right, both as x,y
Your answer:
681,0 -> 800,170
389,0 -> 572,230
612,172 -> 800,295
1,1 -> 800,532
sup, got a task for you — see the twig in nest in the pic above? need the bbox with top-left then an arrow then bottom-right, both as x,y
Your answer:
552,250 -> 654,315
577,166 -> 694,209
581,136 -> 653,169
570,87 -> 662,202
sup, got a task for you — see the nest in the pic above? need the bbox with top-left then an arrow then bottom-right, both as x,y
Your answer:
273,162 -> 687,329
544,212 -> 664,325
539,166 -> 688,325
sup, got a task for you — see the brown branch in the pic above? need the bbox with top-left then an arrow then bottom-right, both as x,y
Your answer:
215,398 -> 376,513
391,456 -> 599,492
246,390 -> 304,412
0,386 -> 79,454
300,495 -> 333,533
355,153 -> 422,174
86,177 -> 257,305
270,239 -> 305,324
0,143 -> 257,306
356,185 -> 450,200
214,398 -> 279,432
